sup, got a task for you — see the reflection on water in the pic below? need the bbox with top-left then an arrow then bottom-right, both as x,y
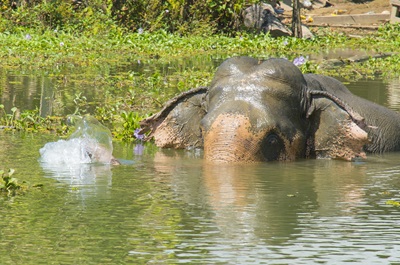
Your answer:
1,135 -> 400,263
346,78 -> 400,111
309,48 -> 370,62
0,55 -> 223,115
387,78 -> 400,111
40,162 -> 112,198
144,150 -> 400,264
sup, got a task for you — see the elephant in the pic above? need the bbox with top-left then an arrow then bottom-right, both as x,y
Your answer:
139,56 -> 397,163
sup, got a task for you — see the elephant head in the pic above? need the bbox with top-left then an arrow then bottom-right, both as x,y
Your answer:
200,57 -> 310,162
140,56 -> 369,162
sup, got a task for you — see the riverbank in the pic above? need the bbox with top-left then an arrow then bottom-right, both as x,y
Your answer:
1,25 -> 399,74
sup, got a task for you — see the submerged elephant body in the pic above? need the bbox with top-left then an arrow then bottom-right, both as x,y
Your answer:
141,56 -> 398,162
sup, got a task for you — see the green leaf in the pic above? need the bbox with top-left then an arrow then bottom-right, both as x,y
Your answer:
8,168 -> 15,176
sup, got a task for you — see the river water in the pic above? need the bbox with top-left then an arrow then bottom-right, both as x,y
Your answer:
1,58 -> 400,264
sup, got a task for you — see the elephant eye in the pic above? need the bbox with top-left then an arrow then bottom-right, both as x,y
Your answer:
261,133 -> 284,161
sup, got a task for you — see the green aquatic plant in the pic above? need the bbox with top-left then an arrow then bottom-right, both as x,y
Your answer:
0,106 -> 67,134
1,169 -> 43,197
0,169 -> 24,196
73,92 -> 89,115
114,111 -> 148,142
386,200 -> 400,207
320,53 -> 400,80
0,27 -> 386,71
0,105 -> 18,128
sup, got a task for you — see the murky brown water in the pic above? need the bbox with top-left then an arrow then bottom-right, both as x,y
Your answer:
1,58 -> 400,264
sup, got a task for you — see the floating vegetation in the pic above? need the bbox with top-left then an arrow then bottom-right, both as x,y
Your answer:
0,169 -> 43,197
386,200 -> 400,207
0,169 -> 26,197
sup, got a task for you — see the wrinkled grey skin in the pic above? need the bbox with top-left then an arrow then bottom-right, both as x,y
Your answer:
140,56 -> 384,162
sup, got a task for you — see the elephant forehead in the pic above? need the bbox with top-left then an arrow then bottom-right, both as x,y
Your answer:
207,83 -> 302,117
232,93 -> 267,114
212,76 -> 304,101
213,57 -> 306,89
204,99 -> 301,135
212,58 -> 305,89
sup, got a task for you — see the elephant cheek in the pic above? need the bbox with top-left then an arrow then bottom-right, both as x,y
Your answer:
202,114 -> 299,163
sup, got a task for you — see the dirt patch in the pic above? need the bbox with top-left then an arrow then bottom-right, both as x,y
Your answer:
279,0 -> 392,35
305,0 -> 391,16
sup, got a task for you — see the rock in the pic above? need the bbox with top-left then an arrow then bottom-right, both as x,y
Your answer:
303,0 -> 313,9
301,24 -> 314,39
242,3 -> 313,38
242,3 -> 292,37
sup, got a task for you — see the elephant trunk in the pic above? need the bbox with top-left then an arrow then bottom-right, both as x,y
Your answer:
203,113 -> 279,163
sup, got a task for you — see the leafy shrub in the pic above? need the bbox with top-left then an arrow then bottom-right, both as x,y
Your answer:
0,0 -> 118,36
0,0 -> 259,35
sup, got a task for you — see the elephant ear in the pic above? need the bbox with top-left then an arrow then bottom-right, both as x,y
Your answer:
306,96 -> 369,161
140,87 -> 208,149
305,75 -> 369,161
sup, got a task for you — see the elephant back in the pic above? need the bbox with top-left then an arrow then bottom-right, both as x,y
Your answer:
304,74 -> 351,98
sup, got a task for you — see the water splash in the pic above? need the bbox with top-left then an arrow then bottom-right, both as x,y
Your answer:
39,115 -> 116,165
